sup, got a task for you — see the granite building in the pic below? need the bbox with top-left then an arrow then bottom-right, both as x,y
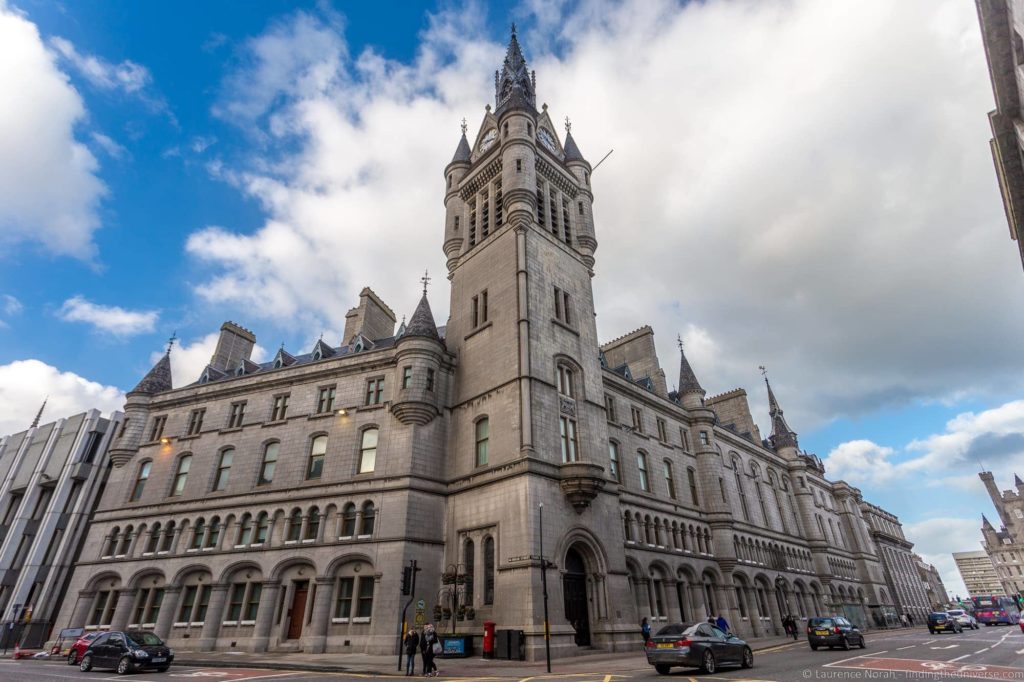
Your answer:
954,549 -> 1003,598
860,502 -> 931,623
979,471 -> 1024,597
55,29 -> 918,659
0,406 -> 122,648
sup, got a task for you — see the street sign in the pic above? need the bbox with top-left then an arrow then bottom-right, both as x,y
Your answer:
417,599 -> 425,609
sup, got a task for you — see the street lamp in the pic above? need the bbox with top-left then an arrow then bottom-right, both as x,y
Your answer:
539,503 -> 551,673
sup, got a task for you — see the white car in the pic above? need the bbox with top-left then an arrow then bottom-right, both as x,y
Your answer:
946,609 -> 979,630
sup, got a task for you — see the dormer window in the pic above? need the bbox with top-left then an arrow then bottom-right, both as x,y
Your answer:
274,358 -> 282,369
312,350 -> 321,361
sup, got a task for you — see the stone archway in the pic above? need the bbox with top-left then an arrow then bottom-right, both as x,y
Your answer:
563,547 -> 591,646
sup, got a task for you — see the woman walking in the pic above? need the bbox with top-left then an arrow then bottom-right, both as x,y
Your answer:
420,623 -> 439,677
403,628 -> 419,676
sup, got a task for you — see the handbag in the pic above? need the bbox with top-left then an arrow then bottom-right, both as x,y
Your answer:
432,641 -> 442,655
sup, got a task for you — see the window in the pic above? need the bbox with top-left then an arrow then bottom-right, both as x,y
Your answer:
561,196 -> 571,244
148,415 -> 167,442
160,521 -> 175,552
656,418 -> 667,442
359,428 -> 378,473
306,507 -> 320,540
464,540 -> 475,607
227,583 -> 247,621
186,409 -> 205,436
205,517 -> 221,548
402,367 -> 412,389
484,536 -> 495,605
556,364 -> 575,398
227,402 -> 246,429
254,513 -> 269,544
631,407 -> 644,433
637,452 -> 650,491
213,448 -> 233,491
334,577 -> 354,619
171,455 -> 191,497
426,368 -> 435,392
578,201 -> 584,215
258,442 -> 279,485
560,416 -> 579,462
687,467 -> 699,505
536,180 -> 545,226
316,386 -> 336,413
699,430 -> 709,446
475,418 -> 489,467
145,523 -> 161,554
190,519 -> 206,550
664,460 -> 676,499
130,461 -> 151,501
237,515 -> 253,546
307,435 -> 327,479
553,286 -> 572,325
472,290 -> 489,327
608,441 -> 621,482
516,158 -> 522,172
356,576 -> 375,618
605,395 -> 616,422
756,483 -> 770,527
244,584 -> 261,621
340,503 -> 357,537
271,394 -> 289,421
287,509 -> 302,542
360,502 -> 376,535
680,428 -> 690,451
735,467 -> 750,521
365,378 -> 384,405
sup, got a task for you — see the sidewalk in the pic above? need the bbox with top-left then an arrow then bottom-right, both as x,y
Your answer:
165,635 -> 799,677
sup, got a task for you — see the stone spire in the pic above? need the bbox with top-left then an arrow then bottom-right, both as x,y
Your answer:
494,24 -> 536,115
452,119 -> 471,163
30,397 -> 47,428
131,352 -> 173,395
1015,473 -> 1023,488
404,294 -> 440,340
763,370 -> 798,451
563,130 -> 584,162
983,513 -> 994,529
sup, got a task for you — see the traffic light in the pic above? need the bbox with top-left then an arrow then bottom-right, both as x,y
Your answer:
401,566 -> 413,595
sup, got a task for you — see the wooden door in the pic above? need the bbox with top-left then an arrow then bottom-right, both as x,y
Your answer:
287,581 -> 309,640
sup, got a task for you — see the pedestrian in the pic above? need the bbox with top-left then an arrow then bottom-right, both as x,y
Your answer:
900,614 -> 909,628
783,614 -> 795,640
641,617 -> 651,644
716,614 -> 730,634
906,612 -> 914,626
707,616 -> 716,625
403,628 -> 420,676
420,623 -> 439,677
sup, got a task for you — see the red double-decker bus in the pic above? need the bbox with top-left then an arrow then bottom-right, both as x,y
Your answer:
971,596 -> 1020,625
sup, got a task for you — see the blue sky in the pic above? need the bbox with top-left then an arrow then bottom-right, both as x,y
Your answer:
1,0 -> 1022,598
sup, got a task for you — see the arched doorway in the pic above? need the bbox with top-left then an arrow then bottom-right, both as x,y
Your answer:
562,547 -> 590,646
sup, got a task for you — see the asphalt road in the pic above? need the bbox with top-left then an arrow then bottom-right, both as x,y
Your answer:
3,627 -> 1023,681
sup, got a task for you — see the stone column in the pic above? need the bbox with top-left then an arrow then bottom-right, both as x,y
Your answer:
70,591 -> 96,628
642,578 -> 655,617
199,584 -> 229,651
689,582 -> 706,618
251,581 -> 281,653
154,587 -> 181,639
744,588 -> 764,637
765,589 -> 783,635
127,529 -> 142,557
305,577 -> 335,654
109,588 -> 137,631
169,525 -> 184,553
664,580 -> 682,622
716,585 -> 742,634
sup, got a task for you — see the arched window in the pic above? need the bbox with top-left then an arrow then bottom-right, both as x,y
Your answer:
205,516 -> 221,548
145,522 -> 161,554
734,460 -> 750,521
623,512 -> 633,541
475,418 -> 489,467
191,518 -> 206,549
286,509 -> 302,542
258,442 -> 279,485
483,536 -> 495,605
464,539 -> 475,608
306,507 -> 320,540
307,435 -> 327,480
687,467 -> 699,506
340,503 -> 357,537
360,502 -> 375,536
637,451 -> 650,491
213,448 -> 233,491
556,364 -> 575,398
118,525 -> 133,555
237,514 -> 253,546
160,521 -> 175,553
254,512 -> 269,545
608,441 -> 621,482
359,429 -> 378,474
130,461 -> 151,501
556,364 -> 579,462
663,460 -> 676,499
171,454 -> 192,497
756,483 -> 770,528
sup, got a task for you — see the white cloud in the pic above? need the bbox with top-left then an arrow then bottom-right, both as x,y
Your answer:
57,295 -> 158,337
821,440 -> 897,485
184,0 -> 1024,433
49,36 -> 151,93
0,359 -> 125,436
90,132 -> 130,160
904,517 -> 984,602
0,3 -> 107,259
149,333 -> 267,390
0,294 -> 22,329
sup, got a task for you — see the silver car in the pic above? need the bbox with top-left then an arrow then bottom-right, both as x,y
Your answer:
645,622 -> 754,675
946,609 -> 979,630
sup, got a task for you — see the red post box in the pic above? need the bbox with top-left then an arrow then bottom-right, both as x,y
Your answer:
483,621 -> 496,658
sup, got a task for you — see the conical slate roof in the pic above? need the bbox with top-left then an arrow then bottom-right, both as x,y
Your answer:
678,347 -> 704,395
403,294 -> 439,340
563,130 -> 584,162
452,133 -> 472,163
982,513 -> 994,528
766,377 -> 798,450
1015,473 -> 1023,487
132,353 -> 173,394
495,25 -> 536,114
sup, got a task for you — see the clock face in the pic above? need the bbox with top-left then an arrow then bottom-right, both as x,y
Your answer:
537,128 -> 557,152
480,129 -> 497,152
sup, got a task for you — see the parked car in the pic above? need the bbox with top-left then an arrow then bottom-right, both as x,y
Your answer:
946,609 -> 979,630
78,630 -> 174,674
927,612 -> 963,634
66,632 -> 102,665
806,616 -> 866,650
645,622 -> 754,675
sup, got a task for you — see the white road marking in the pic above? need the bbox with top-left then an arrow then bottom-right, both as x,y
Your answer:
823,651 -> 888,667
929,644 -> 958,649
949,654 -> 972,662
896,644 -> 916,650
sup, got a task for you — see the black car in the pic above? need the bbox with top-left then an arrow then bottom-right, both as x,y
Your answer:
927,612 -> 963,634
79,630 -> 174,674
645,622 -> 754,675
806,616 -> 866,650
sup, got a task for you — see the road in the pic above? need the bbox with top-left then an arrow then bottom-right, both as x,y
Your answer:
2,626 -> 1023,681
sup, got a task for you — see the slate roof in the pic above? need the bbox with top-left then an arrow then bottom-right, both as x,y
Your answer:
452,133 -> 472,163
563,131 -> 584,162
132,353 -> 173,394
678,347 -> 704,394
495,25 -> 537,115
403,294 -> 440,340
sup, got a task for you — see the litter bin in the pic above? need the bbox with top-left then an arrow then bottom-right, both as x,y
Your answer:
494,629 -> 525,660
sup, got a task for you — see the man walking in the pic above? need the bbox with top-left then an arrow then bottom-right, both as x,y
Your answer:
715,614 -> 730,634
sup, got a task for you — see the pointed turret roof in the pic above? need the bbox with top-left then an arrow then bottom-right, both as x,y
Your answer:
132,353 -> 173,395
563,130 -> 584,162
452,132 -> 472,163
495,24 -> 536,115
983,513 -> 994,529
31,398 -> 47,428
678,346 -> 704,395
765,375 -> 798,450
403,294 -> 440,340
1015,473 -> 1023,487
